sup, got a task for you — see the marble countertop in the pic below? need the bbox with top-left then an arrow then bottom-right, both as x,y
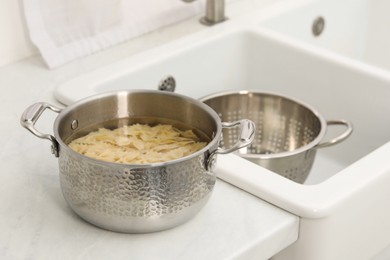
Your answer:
0,1 -> 299,258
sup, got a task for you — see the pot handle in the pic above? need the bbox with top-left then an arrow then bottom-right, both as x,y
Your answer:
205,119 -> 255,170
215,119 -> 256,155
315,120 -> 353,149
20,102 -> 62,157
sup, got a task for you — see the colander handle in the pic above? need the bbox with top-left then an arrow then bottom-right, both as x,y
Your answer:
215,119 -> 256,155
316,120 -> 353,149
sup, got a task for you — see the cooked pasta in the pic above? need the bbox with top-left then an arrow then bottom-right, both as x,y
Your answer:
68,123 -> 207,164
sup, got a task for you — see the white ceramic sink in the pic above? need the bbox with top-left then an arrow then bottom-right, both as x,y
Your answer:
261,0 -> 390,73
55,1 -> 390,259
55,26 -> 390,185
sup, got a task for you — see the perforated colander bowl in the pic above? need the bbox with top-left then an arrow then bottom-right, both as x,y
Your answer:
200,90 -> 353,183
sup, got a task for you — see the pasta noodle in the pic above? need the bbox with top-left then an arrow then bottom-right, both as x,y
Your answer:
68,123 -> 207,164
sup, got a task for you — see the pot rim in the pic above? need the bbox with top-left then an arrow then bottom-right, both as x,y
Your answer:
54,89 -> 223,168
199,89 -> 328,159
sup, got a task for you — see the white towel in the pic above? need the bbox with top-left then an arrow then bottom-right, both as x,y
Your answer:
22,0 -> 205,69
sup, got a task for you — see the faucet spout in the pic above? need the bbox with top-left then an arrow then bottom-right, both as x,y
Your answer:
183,0 -> 227,26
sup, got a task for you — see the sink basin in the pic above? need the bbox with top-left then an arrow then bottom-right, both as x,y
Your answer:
55,3 -> 390,258
55,27 -> 390,185
261,0 -> 390,73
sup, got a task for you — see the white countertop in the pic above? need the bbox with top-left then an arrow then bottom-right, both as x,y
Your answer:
0,64 -> 298,259
0,1 -> 299,259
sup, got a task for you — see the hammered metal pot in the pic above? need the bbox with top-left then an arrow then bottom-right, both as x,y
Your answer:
21,90 -> 255,233
200,90 -> 353,184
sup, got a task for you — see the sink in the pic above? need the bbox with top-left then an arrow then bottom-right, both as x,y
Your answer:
55,3 -> 390,259
55,27 -> 390,185
261,0 -> 390,73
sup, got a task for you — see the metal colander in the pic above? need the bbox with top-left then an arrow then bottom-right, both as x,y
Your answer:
200,90 -> 353,183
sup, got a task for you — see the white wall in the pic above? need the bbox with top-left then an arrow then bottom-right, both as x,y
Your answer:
0,0 -> 38,67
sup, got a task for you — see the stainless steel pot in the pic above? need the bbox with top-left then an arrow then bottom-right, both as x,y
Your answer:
21,90 -> 255,233
200,90 -> 353,184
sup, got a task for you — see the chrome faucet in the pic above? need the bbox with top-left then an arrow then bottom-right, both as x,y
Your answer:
183,0 -> 227,26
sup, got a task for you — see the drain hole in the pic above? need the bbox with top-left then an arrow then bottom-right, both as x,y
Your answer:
158,75 -> 176,92
312,16 -> 325,37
